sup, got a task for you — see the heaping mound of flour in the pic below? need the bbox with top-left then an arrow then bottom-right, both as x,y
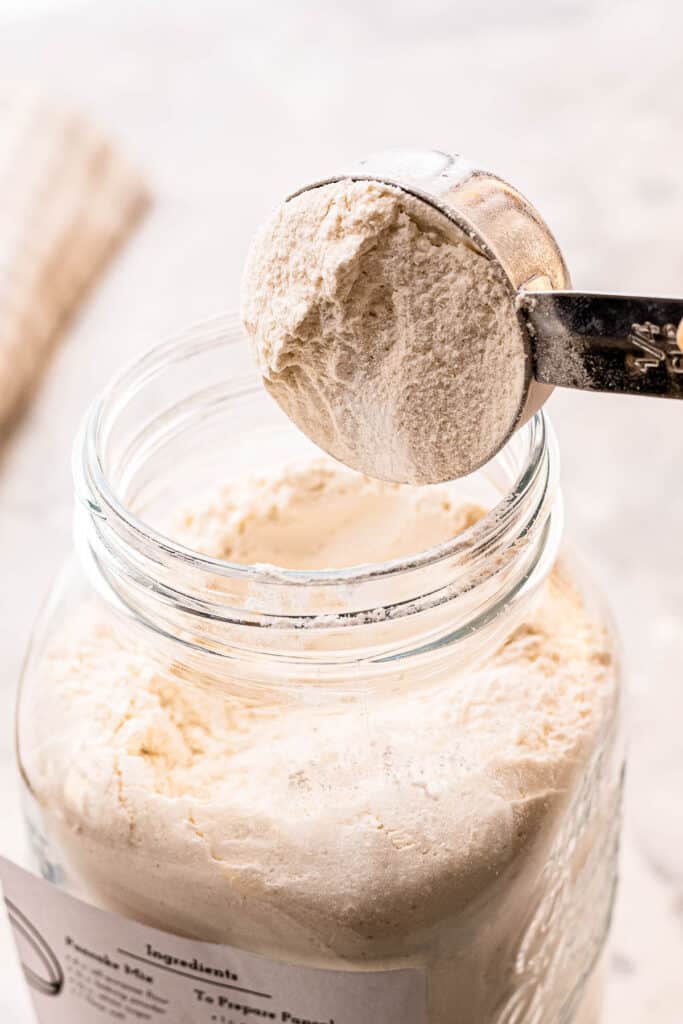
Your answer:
241,180 -> 529,483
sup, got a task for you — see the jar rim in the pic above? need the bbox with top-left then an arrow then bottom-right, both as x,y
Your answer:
78,313 -> 553,590
72,314 -> 562,673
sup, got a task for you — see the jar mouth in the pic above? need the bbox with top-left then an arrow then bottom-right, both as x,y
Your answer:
73,314 -> 561,668
79,314 -> 551,589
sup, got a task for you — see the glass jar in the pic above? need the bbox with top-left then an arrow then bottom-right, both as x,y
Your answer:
15,317 -> 624,1024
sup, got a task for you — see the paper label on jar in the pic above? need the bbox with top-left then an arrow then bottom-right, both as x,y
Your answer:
0,858 -> 427,1024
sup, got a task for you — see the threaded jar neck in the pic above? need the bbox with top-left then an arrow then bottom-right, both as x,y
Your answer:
73,315 -> 563,689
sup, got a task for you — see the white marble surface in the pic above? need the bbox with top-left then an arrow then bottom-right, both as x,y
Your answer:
0,1 -> 681,1020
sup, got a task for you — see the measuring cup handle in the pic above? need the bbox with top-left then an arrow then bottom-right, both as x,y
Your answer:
519,290 -> 683,398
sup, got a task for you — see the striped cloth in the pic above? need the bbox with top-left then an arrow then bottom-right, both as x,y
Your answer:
0,89 -> 149,432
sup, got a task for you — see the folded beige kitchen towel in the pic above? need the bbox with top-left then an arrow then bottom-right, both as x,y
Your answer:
0,90 -> 149,433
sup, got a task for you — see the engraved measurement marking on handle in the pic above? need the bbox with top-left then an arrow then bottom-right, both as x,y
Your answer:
629,322 -> 683,374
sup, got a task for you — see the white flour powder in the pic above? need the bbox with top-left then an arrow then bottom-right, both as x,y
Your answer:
22,457 -> 620,1023
241,180 -> 529,483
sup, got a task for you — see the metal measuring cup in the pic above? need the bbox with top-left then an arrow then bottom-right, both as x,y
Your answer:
289,148 -> 683,479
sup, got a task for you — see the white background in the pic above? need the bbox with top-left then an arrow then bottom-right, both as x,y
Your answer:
0,1 -> 681,1020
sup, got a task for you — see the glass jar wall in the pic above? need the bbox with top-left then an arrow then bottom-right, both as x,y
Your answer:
16,318 -> 624,1024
